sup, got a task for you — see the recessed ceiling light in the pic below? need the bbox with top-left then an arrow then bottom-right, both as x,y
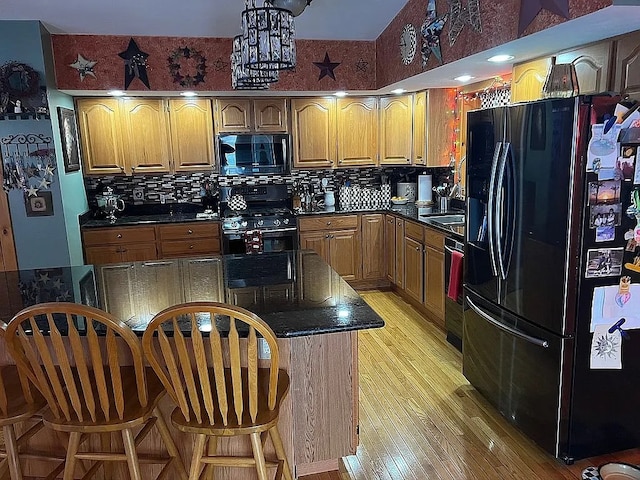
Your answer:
488,54 -> 515,63
454,75 -> 474,82
391,88 -> 406,95
180,91 -> 198,97
334,91 -> 348,97
107,90 -> 125,96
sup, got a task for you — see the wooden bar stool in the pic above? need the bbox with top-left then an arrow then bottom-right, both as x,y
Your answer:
142,302 -> 293,480
0,321 -> 66,480
5,302 -> 188,480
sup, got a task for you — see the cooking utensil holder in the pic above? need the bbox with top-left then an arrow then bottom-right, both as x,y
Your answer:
439,196 -> 451,212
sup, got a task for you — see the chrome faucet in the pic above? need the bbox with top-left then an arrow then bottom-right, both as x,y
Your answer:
455,156 -> 466,198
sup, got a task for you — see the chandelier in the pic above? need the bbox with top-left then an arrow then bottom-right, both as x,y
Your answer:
231,35 -> 279,90
241,0 -> 296,72
269,0 -> 312,17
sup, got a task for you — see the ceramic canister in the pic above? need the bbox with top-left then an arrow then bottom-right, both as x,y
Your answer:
396,182 -> 417,202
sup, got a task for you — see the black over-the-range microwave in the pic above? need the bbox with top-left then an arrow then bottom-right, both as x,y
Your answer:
217,133 -> 290,175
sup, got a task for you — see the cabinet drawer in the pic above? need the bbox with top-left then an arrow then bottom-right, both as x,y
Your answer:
83,226 -> 156,246
405,221 -> 424,242
298,215 -> 358,232
424,227 -> 445,250
159,238 -> 221,258
157,222 -> 220,241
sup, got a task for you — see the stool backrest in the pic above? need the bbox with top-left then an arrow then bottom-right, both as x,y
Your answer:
142,302 -> 280,426
0,321 -> 34,417
5,302 -> 147,423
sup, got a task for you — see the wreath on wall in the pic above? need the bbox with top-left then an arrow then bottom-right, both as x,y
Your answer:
167,47 -> 207,87
0,62 -> 40,97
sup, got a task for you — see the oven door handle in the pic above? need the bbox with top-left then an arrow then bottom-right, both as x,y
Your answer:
444,245 -> 464,255
259,227 -> 298,233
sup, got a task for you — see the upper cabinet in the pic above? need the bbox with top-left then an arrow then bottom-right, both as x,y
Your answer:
169,99 -> 215,172
613,29 -> 640,101
215,98 -> 288,133
336,97 -> 378,167
412,91 -> 427,166
292,98 -> 336,169
511,57 -> 553,104
426,89 -> 453,167
379,95 -> 413,165
77,98 -> 215,175
556,41 -> 613,96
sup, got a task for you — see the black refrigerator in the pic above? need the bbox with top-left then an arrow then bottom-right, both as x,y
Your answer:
463,95 -> 640,463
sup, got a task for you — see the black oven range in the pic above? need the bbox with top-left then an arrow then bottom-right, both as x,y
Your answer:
220,184 -> 298,254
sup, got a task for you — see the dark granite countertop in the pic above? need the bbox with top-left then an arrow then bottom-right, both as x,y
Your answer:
80,202 -> 219,228
0,251 -> 384,338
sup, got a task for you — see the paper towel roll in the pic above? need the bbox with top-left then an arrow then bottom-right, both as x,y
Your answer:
418,175 -> 433,203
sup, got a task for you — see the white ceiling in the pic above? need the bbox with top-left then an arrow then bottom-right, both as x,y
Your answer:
2,1 -> 639,93
0,0 -> 410,40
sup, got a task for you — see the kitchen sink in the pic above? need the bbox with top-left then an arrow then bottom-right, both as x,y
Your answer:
425,214 -> 465,225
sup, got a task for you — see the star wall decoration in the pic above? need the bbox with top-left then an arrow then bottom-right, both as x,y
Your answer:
26,185 -> 38,197
213,57 -> 229,72
313,53 -> 340,81
448,0 -> 482,47
118,38 -> 151,90
38,177 -> 50,189
518,0 -> 569,36
44,165 -> 55,177
355,58 -> 369,73
69,54 -> 97,81
421,0 -> 448,68
168,47 -> 208,87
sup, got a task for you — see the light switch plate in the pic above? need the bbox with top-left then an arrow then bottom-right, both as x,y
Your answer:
133,187 -> 144,201
258,338 -> 271,360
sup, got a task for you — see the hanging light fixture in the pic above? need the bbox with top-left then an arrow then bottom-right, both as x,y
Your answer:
241,0 -> 296,72
231,34 -> 279,90
269,0 -> 312,17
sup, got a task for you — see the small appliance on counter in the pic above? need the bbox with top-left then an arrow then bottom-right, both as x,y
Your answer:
396,182 -> 416,202
95,187 -> 125,223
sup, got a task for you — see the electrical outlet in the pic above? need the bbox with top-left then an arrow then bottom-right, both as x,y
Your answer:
133,187 -> 144,202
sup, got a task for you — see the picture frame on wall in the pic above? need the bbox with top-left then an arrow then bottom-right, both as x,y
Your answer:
25,191 -> 54,217
57,107 -> 81,173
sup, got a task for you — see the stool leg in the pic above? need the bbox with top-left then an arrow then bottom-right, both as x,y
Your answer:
63,431 -> 82,480
3,425 -> 23,480
121,428 -> 142,480
189,434 -> 207,480
269,426 -> 293,480
153,407 -> 188,480
204,436 -> 217,480
100,433 -> 113,480
249,432 -> 268,480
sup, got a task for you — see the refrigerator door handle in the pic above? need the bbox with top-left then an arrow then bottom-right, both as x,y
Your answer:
487,142 -> 502,277
466,296 -> 550,348
495,142 -> 510,280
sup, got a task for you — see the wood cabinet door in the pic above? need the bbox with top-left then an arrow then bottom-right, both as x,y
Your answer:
119,243 -> 158,262
84,246 -> 124,266
404,236 -> 424,303
253,98 -> 288,132
511,57 -> 553,104
169,98 -> 215,172
361,214 -> 385,280
297,250 -> 336,307
97,263 -> 136,322
384,215 -> 396,283
121,98 -> 171,174
412,91 -> 427,166
394,218 -> 405,288
329,229 -> 360,281
135,260 -> 183,318
426,89 -> 455,167
76,98 -> 126,175
424,245 -> 445,325
292,98 -> 336,168
0,183 -> 17,271
181,257 -> 224,302
336,97 -> 378,167
556,41 -> 613,95
613,30 -> 640,101
299,231 -> 330,264
379,95 -> 412,166
215,99 -> 252,133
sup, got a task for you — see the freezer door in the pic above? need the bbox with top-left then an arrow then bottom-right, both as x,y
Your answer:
465,107 -> 505,304
463,290 -> 571,457
499,98 -> 579,335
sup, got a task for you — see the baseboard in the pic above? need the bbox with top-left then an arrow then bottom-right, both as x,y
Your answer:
296,458 -> 340,477
348,278 -> 391,290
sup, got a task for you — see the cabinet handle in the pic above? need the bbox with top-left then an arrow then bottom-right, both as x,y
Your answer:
119,166 -> 125,173
2,228 -> 7,235
117,234 -> 122,239
406,158 -> 410,163
189,245 -> 194,249
326,221 -> 331,226
416,246 -> 420,251
325,234 -> 330,238
188,229 -> 193,234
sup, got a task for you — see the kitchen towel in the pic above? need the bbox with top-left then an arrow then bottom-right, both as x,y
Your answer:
447,250 -> 463,301
243,230 -> 263,254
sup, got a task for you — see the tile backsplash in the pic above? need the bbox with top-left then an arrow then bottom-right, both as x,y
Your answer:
84,166 -> 453,209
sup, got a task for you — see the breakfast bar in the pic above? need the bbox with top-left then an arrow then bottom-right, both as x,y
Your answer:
0,250 -> 384,478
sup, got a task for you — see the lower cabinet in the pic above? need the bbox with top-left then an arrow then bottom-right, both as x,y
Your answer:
298,215 -> 361,281
404,236 -> 424,303
82,221 -> 221,265
384,214 -> 396,283
423,228 -> 446,326
361,214 -> 385,280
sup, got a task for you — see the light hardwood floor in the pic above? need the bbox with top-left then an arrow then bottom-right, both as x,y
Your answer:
301,290 -> 640,480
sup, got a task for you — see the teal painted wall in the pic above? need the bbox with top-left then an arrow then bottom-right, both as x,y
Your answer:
0,20 -> 88,268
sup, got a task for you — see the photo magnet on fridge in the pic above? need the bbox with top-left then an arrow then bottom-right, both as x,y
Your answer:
619,145 -> 636,181
585,247 -> 624,278
589,203 -> 622,229
595,226 -> 615,242
588,180 -> 621,205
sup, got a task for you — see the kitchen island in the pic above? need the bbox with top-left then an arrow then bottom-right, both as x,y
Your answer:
0,250 -> 384,478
